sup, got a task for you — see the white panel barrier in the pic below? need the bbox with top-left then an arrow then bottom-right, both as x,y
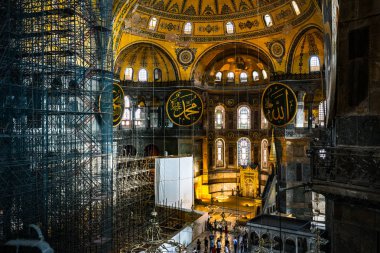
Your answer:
155,156 -> 194,210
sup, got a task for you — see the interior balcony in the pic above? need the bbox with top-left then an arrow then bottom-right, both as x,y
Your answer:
309,143 -> 380,203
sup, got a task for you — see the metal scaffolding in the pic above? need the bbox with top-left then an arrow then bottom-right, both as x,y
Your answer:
0,0 -> 113,252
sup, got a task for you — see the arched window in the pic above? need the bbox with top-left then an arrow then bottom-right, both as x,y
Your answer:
154,68 -> 162,81
238,137 -> 251,167
215,71 -> 222,81
215,105 -> 225,129
183,22 -> 192,34
135,106 -> 146,128
226,21 -> 235,34
138,69 -> 148,82
121,96 -> 132,128
227,71 -> 235,82
318,100 -> 326,127
261,139 -> 269,170
264,14 -> 273,27
238,105 -> 251,129
125,67 -> 133,81
252,71 -> 259,81
292,1 -> 301,15
240,72 -> 248,83
262,70 -> 268,79
310,56 -> 320,72
215,138 -> 225,167
148,17 -> 158,30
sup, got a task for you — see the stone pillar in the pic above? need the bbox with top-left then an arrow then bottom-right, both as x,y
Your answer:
295,91 -> 305,128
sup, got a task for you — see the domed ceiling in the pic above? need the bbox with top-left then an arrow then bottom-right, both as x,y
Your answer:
114,0 -> 319,49
115,43 -> 179,82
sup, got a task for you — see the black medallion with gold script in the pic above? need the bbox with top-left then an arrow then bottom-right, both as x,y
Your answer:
261,83 -> 297,127
166,89 -> 203,126
113,83 -> 124,127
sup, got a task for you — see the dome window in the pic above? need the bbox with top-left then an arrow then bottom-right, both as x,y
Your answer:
215,71 -> 222,81
226,21 -> 235,34
154,68 -> 162,81
310,56 -> 321,72
264,14 -> 273,27
148,17 -> 158,30
292,1 -> 301,16
125,67 -> 133,81
252,71 -> 259,81
183,22 -> 192,35
240,72 -> 248,83
138,69 -> 148,82
262,70 -> 268,79
227,71 -> 235,82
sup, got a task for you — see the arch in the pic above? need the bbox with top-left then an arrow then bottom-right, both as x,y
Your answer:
215,138 -> 225,167
237,105 -> 251,129
154,68 -> 162,81
215,105 -> 225,129
261,233 -> 270,248
215,71 -> 222,81
144,144 -> 160,157
114,42 -> 180,81
191,42 -> 275,84
252,71 -> 259,81
122,145 -> 137,156
284,238 -> 296,253
251,232 -> 260,246
240,72 -> 248,83
286,25 -> 323,72
121,95 -> 132,128
124,67 -> 133,80
237,137 -> 251,167
309,55 -> 321,72
138,69 -> 148,82
273,236 -> 283,251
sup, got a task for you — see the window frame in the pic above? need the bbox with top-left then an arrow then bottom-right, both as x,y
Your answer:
138,68 -> 148,82
237,137 -> 251,167
148,17 -> 158,30
291,1 -> 301,16
252,71 -> 260,81
215,138 -> 225,167
238,105 -> 251,129
240,72 -> 248,83
215,105 -> 225,129
183,22 -> 193,35
264,14 -> 273,27
309,55 -> 321,72
226,21 -> 235,34
125,67 -> 133,81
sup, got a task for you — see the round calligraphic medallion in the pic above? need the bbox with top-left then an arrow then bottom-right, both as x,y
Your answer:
166,89 -> 203,126
177,49 -> 194,66
261,83 -> 297,127
113,83 -> 125,127
270,41 -> 285,58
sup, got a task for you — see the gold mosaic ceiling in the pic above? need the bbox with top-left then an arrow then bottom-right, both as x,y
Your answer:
135,0 -> 286,17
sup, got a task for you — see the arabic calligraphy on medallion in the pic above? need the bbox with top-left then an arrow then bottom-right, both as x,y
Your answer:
261,83 -> 297,127
113,83 -> 125,127
166,89 -> 203,126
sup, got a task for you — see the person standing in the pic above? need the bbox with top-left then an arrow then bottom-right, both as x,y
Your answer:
224,245 -> 229,253
216,238 -> 222,253
204,236 -> 209,252
197,238 -> 201,252
233,237 -> 238,253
